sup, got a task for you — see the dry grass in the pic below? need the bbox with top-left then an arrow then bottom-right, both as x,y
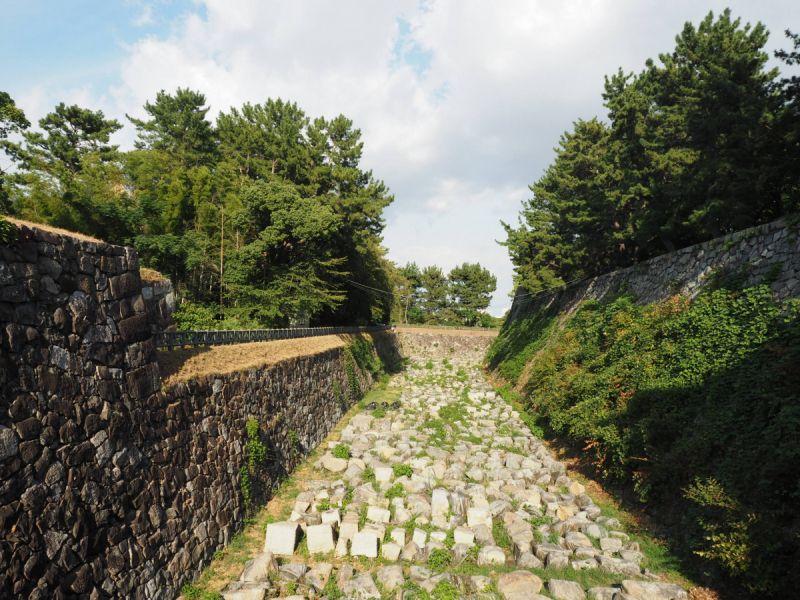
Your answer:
6,217 -> 104,243
159,332 -> 386,385
396,326 -> 498,337
140,267 -> 167,282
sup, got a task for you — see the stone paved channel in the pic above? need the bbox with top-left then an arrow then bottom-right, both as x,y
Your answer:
219,354 -> 689,600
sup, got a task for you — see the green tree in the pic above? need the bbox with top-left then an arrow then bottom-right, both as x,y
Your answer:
128,88 -> 217,165
0,91 -> 30,214
11,103 -> 124,233
397,262 -> 424,323
448,262 -> 497,325
225,181 -> 346,324
418,265 -> 449,320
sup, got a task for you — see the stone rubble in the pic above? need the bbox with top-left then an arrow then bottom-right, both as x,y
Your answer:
222,352 -> 690,600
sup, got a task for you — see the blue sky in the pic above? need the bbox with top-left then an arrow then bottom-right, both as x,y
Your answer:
2,1 -> 799,315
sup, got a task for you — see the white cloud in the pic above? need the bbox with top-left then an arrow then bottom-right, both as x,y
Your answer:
132,4 -> 155,27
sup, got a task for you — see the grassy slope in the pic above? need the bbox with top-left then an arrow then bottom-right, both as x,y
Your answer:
486,285 -> 800,597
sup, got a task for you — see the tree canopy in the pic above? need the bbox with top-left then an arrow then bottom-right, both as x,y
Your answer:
2,89 -> 397,327
502,11 -> 800,294
391,261 -> 499,327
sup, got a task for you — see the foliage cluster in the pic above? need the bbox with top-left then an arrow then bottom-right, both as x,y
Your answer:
239,418 -> 268,509
427,548 -> 452,571
501,13 -> 800,295
395,261 -> 500,327
332,443 -> 351,460
0,88 -> 397,327
344,348 -> 360,401
0,214 -> 16,246
490,283 -> 800,594
392,463 -> 413,478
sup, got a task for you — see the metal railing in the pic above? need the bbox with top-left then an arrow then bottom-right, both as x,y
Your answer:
155,325 -> 391,349
393,323 -> 500,332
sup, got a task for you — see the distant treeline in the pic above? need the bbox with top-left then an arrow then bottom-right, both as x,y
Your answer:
502,11 -> 800,293
395,261 -> 503,328
0,90 -> 397,327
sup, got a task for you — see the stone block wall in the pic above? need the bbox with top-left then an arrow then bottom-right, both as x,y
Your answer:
507,217 -> 800,323
0,220 -> 402,599
141,279 -> 175,334
397,331 -> 496,362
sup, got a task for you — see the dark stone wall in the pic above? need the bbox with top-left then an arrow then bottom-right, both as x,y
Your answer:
0,221 -> 402,599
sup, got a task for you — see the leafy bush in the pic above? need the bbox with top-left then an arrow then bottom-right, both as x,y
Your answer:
393,464 -> 413,478
246,419 -> 267,468
287,429 -> 300,451
386,483 -> 406,500
371,406 -> 386,418
349,338 -> 382,375
488,285 -> 800,594
424,360 -> 433,369
173,300 -> 217,330
362,467 -> 376,485
0,215 -> 17,246
332,444 -> 351,460
427,548 -> 452,571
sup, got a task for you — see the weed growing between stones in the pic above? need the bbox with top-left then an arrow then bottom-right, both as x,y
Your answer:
392,463 -> 413,478
333,443 -> 351,460
427,548 -> 453,571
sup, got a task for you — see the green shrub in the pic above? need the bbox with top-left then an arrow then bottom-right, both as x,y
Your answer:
424,360 -> 433,369
371,406 -> 386,418
333,444 -> 351,460
173,300 -> 217,330
362,467 -> 376,485
386,483 -> 406,500
393,464 -> 413,478
427,548 -> 452,571
344,348 -> 360,399
0,216 -> 17,246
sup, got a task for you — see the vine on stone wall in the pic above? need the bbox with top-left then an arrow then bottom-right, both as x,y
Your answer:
240,418 -> 268,509
0,216 -> 18,246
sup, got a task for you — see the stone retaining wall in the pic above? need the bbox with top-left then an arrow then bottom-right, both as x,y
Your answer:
397,331 -> 495,361
0,220 -> 402,599
141,279 -> 175,334
507,217 -> 800,323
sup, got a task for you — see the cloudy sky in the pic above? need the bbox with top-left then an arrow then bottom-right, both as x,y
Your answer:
3,1 -> 799,315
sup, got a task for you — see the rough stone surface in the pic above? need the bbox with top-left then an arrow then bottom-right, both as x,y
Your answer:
306,523 -> 336,554
264,522 -> 300,555
548,579 -> 587,600
497,571 -> 544,597
620,580 -> 690,600
0,219 -> 401,600
507,217 -> 800,322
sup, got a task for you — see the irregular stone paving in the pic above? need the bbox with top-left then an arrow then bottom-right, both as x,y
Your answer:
221,357 -> 689,600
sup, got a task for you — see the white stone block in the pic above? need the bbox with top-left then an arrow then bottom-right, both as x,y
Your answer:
381,542 -> 402,561
264,522 -> 299,555
390,528 -> 406,546
412,528 -> 428,547
454,526 -> 475,545
367,506 -> 391,524
351,531 -> 379,558
431,488 -> 450,517
375,467 -> 394,482
306,523 -> 336,554
467,507 -> 492,528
